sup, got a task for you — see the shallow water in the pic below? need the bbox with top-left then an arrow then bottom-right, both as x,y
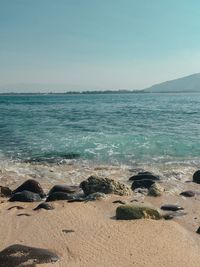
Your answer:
0,93 -> 200,184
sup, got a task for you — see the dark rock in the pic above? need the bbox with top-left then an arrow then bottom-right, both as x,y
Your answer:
116,205 -> 161,220
46,192 -> 75,202
129,172 -> 160,181
180,190 -> 195,197
163,213 -> 174,220
160,204 -> 184,211
13,179 -> 45,198
0,244 -> 59,267
138,171 -> 153,175
0,186 -> 12,197
112,200 -> 126,204
131,179 -> 155,190
80,176 -> 131,196
193,170 -> 200,184
8,206 -> 24,210
196,227 -> 200,234
68,198 -> 85,203
9,191 -> 42,202
163,211 -> 186,219
17,213 -> 31,217
33,202 -> 54,211
48,185 -> 81,195
62,229 -> 75,234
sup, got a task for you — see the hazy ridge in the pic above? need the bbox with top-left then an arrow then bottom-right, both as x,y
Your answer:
144,73 -> 200,93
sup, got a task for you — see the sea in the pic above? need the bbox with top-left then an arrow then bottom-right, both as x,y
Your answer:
0,93 -> 200,186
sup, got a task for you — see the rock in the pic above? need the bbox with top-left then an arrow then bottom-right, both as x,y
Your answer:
13,179 -> 45,198
138,171 -> 153,175
17,213 -> 31,217
68,198 -> 85,203
162,211 -> 186,220
196,226 -> 200,234
148,183 -> 164,197
116,205 -> 161,220
112,200 -> 126,204
163,213 -> 174,220
0,244 -> 59,267
180,190 -> 195,197
0,186 -> 12,197
193,170 -> 200,184
130,199 -> 139,202
160,204 -> 184,211
9,191 -> 42,202
46,192 -> 75,202
80,176 -> 131,196
129,172 -> 160,181
131,179 -> 155,190
85,192 -> 106,201
62,229 -> 75,234
8,206 -> 24,211
135,188 -> 148,194
48,184 -> 81,195
33,202 -> 54,211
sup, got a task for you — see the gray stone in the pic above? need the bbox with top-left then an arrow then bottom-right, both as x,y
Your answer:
129,172 -> 160,181
33,202 -> 54,211
9,191 -> 42,202
13,179 -> 45,198
160,204 -> 184,211
48,185 -> 81,195
46,192 -> 75,202
180,190 -> 195,197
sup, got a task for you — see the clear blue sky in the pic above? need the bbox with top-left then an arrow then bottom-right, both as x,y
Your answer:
1,0 -> 200,92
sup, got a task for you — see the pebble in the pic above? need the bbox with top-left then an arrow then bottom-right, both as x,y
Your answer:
160,204 -> 184,211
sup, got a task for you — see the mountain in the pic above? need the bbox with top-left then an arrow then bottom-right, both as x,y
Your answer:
144,73 -> 200,93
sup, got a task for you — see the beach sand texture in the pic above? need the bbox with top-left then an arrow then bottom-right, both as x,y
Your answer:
1,194 -> 200,267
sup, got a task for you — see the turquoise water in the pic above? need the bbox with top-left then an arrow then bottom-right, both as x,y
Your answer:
0,93 -> 200,165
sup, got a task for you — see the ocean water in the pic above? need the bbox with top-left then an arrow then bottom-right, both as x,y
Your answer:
0,93 -> 200,165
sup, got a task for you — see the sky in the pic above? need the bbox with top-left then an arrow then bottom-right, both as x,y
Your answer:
1,0 -> 200,92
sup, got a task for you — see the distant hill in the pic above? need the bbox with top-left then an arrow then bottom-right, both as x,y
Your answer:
144,73 -> 200,93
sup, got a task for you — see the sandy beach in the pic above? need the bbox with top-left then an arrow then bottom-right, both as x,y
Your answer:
1,167 -> 200,267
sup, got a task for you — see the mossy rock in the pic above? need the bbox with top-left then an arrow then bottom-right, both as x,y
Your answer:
80,176 -> 131,196
148,183 -> 164,197
116,205 -> 161,220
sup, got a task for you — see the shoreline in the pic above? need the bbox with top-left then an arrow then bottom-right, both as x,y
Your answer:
0,157 -> 199,186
